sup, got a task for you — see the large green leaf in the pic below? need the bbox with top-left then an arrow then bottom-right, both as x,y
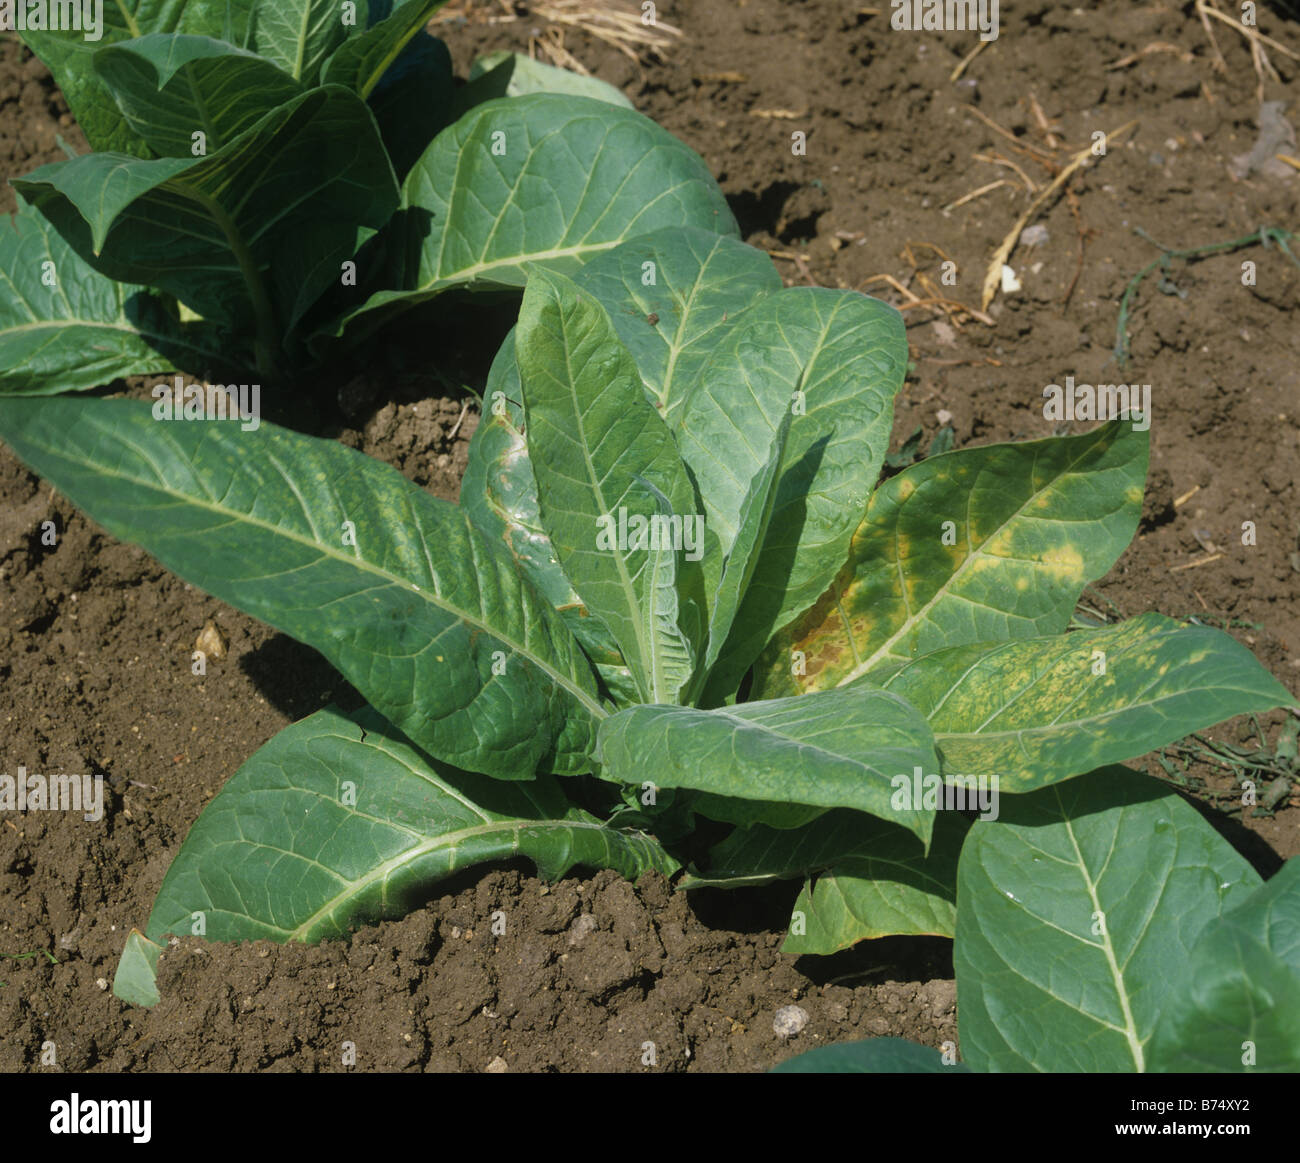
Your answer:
1148,856 -> 1300,1072
461,334 -> 560,601
597,688 -> 940,843
573,228 -> 783,425
14,151 -> 193,257
113,705 -> 676,1005
702,410 -> 790,696
686,810 -> 968,952
0,197 -> 224,393
754,421 -> 1148,697
459,335 -> 639,705
338,93 -> 738,337
955,767 -> 1261,1072
93,33 -> 301,157
13,84 -> 399,341
869,613 -> 1294,794
471,232 -> 781,426
517,268 -> 706,703
0,397 -> 605,779
23,33 -> 142,156
697,410 -> 791,704
20,1 -> 223,156
675,288 -> 907,676
772,1038 -> 969,1073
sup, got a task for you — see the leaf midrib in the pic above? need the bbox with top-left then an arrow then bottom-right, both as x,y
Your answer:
932,682 -> 1268,745
664,701 -> 910,782
1057,789 -> 1146,1070
554,309 -> 653,702
293,0 -> 312,80
286,816 -> 626,940
113,0 -> 140,38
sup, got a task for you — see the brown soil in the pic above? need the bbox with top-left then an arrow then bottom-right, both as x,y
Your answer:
2,0 -> 1298,1072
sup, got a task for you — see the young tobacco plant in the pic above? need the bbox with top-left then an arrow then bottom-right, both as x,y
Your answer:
0,0 -> 733,389
0,228 -> 1288,1016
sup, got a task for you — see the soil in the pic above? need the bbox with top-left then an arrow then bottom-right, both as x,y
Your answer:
1,0 -> 1298,1072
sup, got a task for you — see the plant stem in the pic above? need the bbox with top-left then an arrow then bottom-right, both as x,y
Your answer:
187,187 -> 281,380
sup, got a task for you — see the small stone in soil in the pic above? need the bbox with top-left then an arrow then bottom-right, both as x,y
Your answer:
194,620 -> 228,660
567,913 -> 598,946
773,1005 -> 809,1037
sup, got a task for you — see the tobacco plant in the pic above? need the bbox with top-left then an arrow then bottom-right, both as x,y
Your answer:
0,0 -> 733,389
0,229 -> 1289,1019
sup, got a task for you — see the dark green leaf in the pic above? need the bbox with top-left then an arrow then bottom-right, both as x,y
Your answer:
884,426 -> 923,469
1148,855 -> 1300,1072
247,0 -> 353,83
928,425 -> 955,457
0,197 -> 223,393
363,28 -> 455,181
518,268 -> 705,703
597,687 -> 940,842
14,84 -> 399,341
20,2 -> 216,156
0,397 -> 605,779
955,767 -> 1261,1072
321,0 -> 446,98
113,705 -> 676,1004
339,94 -> 738,336
687,810 -> 968,951
94,33 -> 301,156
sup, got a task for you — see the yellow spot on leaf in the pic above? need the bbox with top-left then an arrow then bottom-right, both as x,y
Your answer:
983,528 -> 1016,556
1039,544 -> 1085,579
